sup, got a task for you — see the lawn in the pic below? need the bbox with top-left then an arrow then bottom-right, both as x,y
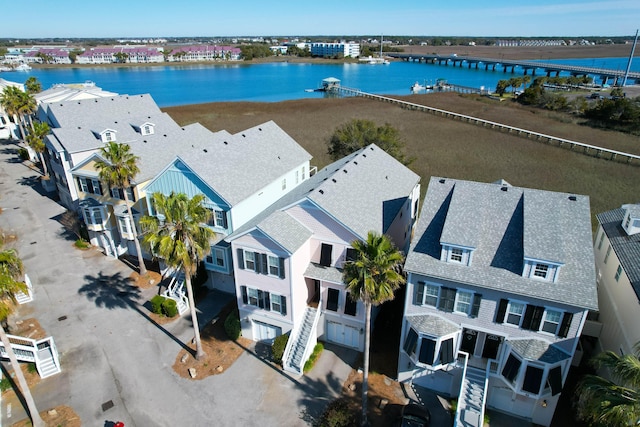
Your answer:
164,92 -> 639,228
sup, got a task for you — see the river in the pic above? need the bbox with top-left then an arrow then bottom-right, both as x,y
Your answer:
2,57 -> 638,107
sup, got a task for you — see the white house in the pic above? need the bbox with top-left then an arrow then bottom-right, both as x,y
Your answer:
593,204 -> 640,358
226,144 -> 420,374
310,42 -> 360,58
397,177 -> 597,427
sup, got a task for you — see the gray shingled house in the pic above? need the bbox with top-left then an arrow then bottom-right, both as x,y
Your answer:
397,177 -> 597,427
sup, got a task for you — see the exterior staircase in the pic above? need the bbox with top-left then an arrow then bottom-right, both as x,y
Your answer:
162,272 -> 189,315
15,274 -> 34,305
283,306 -> 320,375
0,334 -> 61,378
454,365 -> 488,427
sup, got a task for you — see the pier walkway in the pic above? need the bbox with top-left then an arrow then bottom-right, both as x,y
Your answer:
332,86 -> 640,165
389,53 -> 640,85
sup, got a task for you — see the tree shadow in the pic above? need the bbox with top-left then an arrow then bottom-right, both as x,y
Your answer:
78,271 -> 192,354
0,146 -> 25,164
0,362 -> 32,421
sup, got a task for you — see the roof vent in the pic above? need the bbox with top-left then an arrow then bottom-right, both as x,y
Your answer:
114,121 -> 118,124
385,176 -> 388,180
277,156 -> 280,159
143,140 -> 147,143
203,149 -> 208,153
501,186 -> 508,192
319,190 -> 324,194
439,179 -> 445,184
343,169 -> 348,173
332,179 -> 336,183
568,195 -> 577,201
77,101 -> 81,104
258,128 -> 262,131
363,154 -> 367,158
370,146 -> 374,150
164,134 -> 167,137
242,134 -> 246,137
354,161 -> 358,165
223,141 -> 228,145
94,100 -> 98,102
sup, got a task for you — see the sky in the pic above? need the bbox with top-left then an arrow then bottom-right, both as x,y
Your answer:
3,0 -> 640,39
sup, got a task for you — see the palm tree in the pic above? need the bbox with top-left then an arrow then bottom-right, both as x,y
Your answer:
0,86 -> 24,139
140,192 -> 215,360
95,142 -> 147,276
0,247 -> 45,427
342,231 -> 405,426
16,90 -> 36,134
24,77 -> 42,95
26,121 -> 50,176
575,343 -> 640,426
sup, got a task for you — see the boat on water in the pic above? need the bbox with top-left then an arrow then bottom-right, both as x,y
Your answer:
410,82 -> 425,92
359,56 -> 389,65
15,64 -> 32,71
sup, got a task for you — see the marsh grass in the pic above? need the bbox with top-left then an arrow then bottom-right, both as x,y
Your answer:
164,93 -> 639,227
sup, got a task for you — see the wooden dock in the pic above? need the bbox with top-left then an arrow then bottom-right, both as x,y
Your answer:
330,86 -> 640,165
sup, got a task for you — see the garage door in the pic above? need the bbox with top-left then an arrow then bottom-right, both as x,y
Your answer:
253,321 -> 281,343
326,321 -> 360,348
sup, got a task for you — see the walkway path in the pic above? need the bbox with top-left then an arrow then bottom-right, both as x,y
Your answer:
0,141 -> 356,426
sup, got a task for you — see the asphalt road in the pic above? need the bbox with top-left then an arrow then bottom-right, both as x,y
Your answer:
0,140 -> 356,427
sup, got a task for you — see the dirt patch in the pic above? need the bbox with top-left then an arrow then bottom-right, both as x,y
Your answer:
9,318 -> 47,341
10,405 -> 81,427
129,270 -> 162,290
173,301 -> 251,379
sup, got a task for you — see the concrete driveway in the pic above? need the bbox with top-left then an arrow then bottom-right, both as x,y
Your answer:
0,141 -> 357,427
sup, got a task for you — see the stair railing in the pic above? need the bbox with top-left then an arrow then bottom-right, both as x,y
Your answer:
453,350 -> 470,427
0,334 -> 61,378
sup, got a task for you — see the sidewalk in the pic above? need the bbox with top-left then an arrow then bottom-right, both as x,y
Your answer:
0,141 -> 357,426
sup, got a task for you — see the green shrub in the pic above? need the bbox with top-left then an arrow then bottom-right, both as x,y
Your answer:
162,298 -> 178,318
0,377 -> 11,392
17,148 -> 29,161
150,295 -> 166,315
272,333 -> 289,365
318,398 -> 355,427
27,363 -> 37,374
74,238 -> 89,249
224,309 -> 241,340
303,342 -> 324,373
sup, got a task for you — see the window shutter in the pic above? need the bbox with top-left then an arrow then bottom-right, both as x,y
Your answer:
237,249 -> 244,269
118,188 -> 124,200
260,253 -> 268,275
439,287 -> 456,312
495,299 -> 508,323
257,290 -> 264,308
264,292 -> 270,310
320,243 -> 332,266
522,305 -> 536,330
439,338 -> 455,365
470,294 -> 482,318
222,212 -> 228,229
531,306 -> 544,331
279,257 -> 285,279
254,252 -> 261,273
281,296 -> 287,316
558,312 -> 573,338
419,338 -> 436,365
97,181 -> 103,195
87,179 -> 94,194
241,285 -> 248,304
76,177 -> 83,192
129,186 -> 136,202
414,281 -> 425,305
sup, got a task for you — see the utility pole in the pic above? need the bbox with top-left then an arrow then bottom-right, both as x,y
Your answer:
622,29 -> 638,87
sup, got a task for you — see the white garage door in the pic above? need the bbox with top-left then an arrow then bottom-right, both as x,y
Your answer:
253,321 -> 281,343
326,321 -> 360,348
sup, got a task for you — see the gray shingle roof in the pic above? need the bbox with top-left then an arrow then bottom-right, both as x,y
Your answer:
405,177 -> 597,310
597,206 -> 640,299
225,144 -> 420,255
407,314 -> 460,337
508,339 -> 570,363
257,211 -> 312,254
304,263 -> 344,284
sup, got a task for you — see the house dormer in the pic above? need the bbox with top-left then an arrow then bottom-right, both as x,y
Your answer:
99,128 -> 117,143
440,243 -> 474,266
622,204 -> 640,236
132,121 -> 155,136
522,258 -> 563,283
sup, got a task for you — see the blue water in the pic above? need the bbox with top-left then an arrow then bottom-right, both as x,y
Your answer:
2,57 -> 638,107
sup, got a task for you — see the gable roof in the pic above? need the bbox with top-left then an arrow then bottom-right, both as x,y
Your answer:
405,177 -> 597,310
226,144 -> 420,252
597,206 -> 640,300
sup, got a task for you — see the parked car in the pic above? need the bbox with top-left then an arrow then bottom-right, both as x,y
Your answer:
397,403 -> 431,427
588,93 -> 604,100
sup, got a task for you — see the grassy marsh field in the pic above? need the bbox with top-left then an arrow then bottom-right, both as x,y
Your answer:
164,91 -> 639,227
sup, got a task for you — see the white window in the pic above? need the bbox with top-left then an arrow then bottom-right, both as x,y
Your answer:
282,178 -> 286,190
142,125 -> 154,135
117,216 -> 131,237
541,309 -> 562,334
244,251 -> 255,270
270,294 -> 285,315
302,166 -> 306,180
597,230 -> 605,250
604,246 -> 612,264
424,284 -> 439,306
111,187 -> 120,198
214,210 -> 226,228
506,302 -> 525,326
83,206 -> 104,227
533,263 -> 549,279
268,255 -> 280,276
247,288 -> 259,306
625,215 -> 631,229
79,178 -> 89,193
104,131 -> 114,142
295,170 -> 299,184
214,248 -> 225,267
450,248 -> 463,263
454,291 -> 473,314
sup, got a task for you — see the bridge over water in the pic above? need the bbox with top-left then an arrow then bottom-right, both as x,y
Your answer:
389,53 -> 640,85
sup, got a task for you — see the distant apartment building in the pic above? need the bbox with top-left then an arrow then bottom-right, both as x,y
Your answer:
166,45 -> 241,62
77,47 -> 163,64
310,42 -> 360,58
24,48 -> 72,64
494,40 -> 567,47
